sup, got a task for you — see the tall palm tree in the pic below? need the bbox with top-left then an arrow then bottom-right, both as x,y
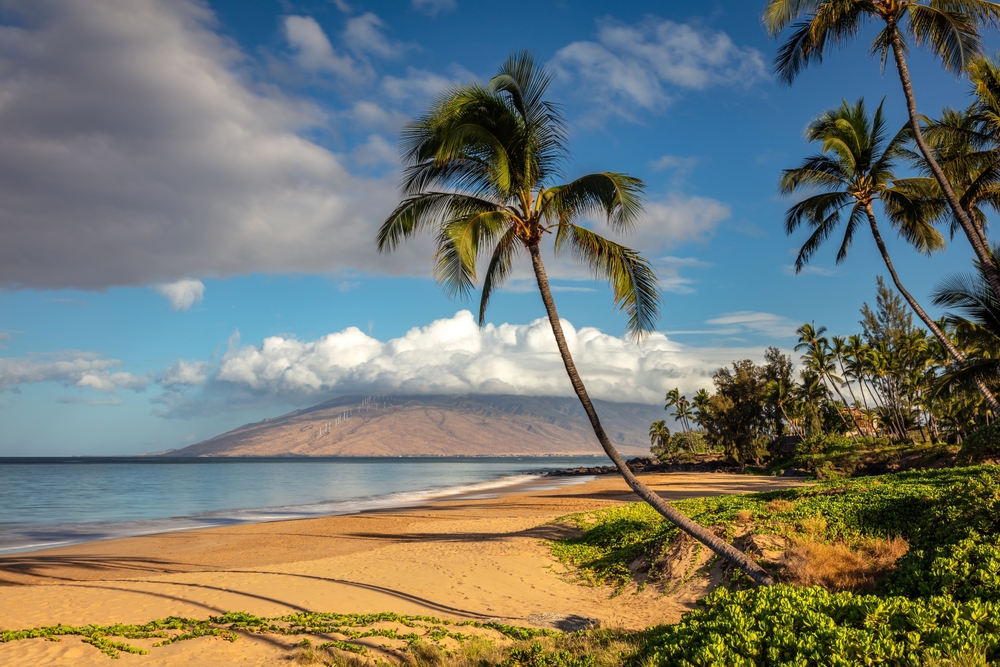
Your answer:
376,52 -> 773,585
781,98 -> 1000,412
648,420 -> 672,459
673,396 -> 695,437
664,387 -> 688,433
796,323 -> 863,435
762,0 -> 1000,302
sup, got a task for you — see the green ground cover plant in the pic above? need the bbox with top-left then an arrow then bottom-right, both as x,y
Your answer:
0,610 -> 555,660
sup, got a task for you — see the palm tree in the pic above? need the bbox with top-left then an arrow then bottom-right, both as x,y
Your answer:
762,0 -> 1000,302
932,244 -> 1000,389
796,323 -> 863,435
648,420 -> 672,460
781,98 -> 1000,412
375,52 -> 773,586
673,396 -> 695,438
664,387 -> 688,433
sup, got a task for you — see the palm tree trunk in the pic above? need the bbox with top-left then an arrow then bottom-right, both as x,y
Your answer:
526,241 -> 775,587
887,24 -> 1000,304
823,374 -> 860,439
863,204 -> 1000,413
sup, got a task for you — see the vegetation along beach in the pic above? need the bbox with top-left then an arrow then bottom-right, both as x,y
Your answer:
8,0 -> 1000,665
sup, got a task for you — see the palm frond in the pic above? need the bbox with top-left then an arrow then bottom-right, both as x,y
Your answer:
433,210 -> 511,299
377,192 -> 501,253
906,3 -> 982,74
478,226 -> 522,325
762,0 -> 825,35
542,172 -> 645,233
561,224 -> 660,339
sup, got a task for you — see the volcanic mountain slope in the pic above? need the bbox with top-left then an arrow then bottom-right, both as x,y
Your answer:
165,394 -> 663,457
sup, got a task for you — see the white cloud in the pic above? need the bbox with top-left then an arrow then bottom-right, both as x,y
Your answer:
283,15 -> 366,79
207,310 -> 765,405
0,0 -> 430,290
551,17 -> 767,120
155,279 -> 205,311
343,12 -> 404,59
160,359 -> 212,387
630,194 -> 731,247
0,354 -> 148,393
412,0 -> 457,16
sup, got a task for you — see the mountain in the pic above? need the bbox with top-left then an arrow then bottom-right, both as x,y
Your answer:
164,394 -> 663,457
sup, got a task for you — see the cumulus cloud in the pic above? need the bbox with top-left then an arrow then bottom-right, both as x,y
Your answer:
201,310 -> 764,407
0,0 -> 433,290
0,354 -> 148,393
412,0 -> 457,16
155,279 -> 205,311
551,17 -> 767,120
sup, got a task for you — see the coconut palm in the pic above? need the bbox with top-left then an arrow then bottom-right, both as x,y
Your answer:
376,52 -> 773,585
781,98 -> 1000,412
762,0 -> 1000,302
932,244 -> 1000,389
648,420 -> 672,459
673,396 -> 695,436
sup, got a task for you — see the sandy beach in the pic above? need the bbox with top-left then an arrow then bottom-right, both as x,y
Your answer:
0,472 -> 805,666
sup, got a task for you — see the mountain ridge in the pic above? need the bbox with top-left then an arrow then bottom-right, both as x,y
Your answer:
164,394 -> 662,458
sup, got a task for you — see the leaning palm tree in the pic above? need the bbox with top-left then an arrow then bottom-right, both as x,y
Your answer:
781,97 -> 1000,412
376,52 -> 774,586
762,0 -> 1000,302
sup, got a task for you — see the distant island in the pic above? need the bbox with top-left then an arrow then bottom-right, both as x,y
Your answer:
162,394 -> 660,458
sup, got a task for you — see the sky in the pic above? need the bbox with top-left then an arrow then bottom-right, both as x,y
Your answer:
0,0 -> 994,455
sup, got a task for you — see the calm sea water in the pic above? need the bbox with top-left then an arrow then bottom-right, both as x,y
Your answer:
0,456 -> 602,554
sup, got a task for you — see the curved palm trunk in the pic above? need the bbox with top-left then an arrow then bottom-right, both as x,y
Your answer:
526,242 -> 775,587
864,204 -> 1000,413
887,25 -> 1000,304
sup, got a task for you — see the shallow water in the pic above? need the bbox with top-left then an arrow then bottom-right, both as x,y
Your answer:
0,456 -> 602,553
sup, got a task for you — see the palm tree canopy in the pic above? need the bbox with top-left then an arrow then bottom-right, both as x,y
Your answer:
931,244 -> 1000,385
780,97 -> 945,272
376,51 -> 660,339
762,0 -> 1000,85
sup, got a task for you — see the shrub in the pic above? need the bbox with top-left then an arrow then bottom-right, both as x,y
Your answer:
958,422 -> 1000,464
672,432 -> 708,454
641,585 -> 1000,666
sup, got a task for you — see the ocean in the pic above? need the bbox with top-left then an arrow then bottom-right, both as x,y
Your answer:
0,456 -> 604,554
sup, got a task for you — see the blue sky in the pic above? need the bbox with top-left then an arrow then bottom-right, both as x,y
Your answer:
0,0 -> 993,455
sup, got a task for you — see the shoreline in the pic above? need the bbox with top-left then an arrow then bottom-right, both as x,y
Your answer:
0,472 -> 806,666
0,457 -> 609,556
